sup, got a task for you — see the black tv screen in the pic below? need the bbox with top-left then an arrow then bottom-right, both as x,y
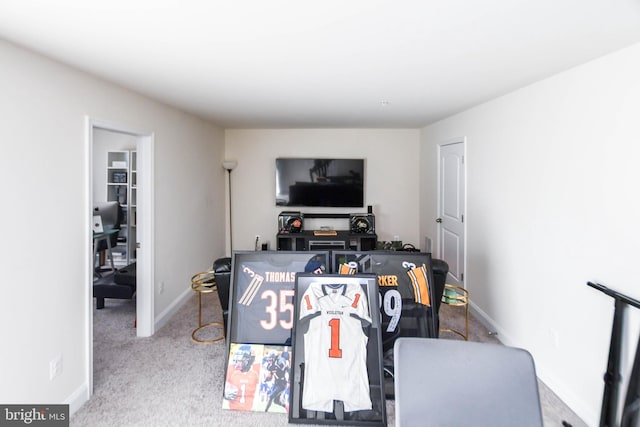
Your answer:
275,158 -> 364,207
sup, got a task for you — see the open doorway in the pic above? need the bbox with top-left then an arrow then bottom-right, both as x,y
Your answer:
86,117 -> 155,394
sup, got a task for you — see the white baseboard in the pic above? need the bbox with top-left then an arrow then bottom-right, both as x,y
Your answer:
66,382 -> 89,416
154,287 -> 192,332
468,301 -> 514,346
468,301 -> 595,425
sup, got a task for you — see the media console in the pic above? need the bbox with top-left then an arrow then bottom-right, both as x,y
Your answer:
276,211 -> 377,251
276,230 -> 377,251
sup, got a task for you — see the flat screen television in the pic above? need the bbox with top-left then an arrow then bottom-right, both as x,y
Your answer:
275,158 -> 365,207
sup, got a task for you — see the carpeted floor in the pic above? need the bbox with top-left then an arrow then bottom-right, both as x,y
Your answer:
71,290 -> 587,426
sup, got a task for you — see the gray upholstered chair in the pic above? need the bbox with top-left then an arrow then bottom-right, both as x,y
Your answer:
394,338 -> 543,427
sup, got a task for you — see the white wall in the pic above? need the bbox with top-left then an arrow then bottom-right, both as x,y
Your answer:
0,39 -> 226,411
420,42 -> 640,425
224,129 -> 421,251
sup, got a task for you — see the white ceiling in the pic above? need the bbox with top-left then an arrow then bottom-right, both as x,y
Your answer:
1,0 -> 640,128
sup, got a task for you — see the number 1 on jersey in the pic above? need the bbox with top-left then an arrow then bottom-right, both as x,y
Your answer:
328,318 -> 343,358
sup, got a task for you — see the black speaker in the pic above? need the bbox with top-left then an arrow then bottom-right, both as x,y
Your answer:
278,212 -> 303,233
350,213 -> 375,234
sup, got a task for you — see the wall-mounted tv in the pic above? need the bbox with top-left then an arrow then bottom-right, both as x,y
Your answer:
275,158 -> 365,207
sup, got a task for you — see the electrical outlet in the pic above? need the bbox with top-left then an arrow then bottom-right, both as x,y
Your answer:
159,281 -> 165,294
50,354 -> 62,380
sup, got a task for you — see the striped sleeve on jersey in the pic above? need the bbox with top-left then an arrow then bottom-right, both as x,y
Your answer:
407,263 -> 431,306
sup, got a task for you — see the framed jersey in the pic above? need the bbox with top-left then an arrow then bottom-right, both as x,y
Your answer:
227,251 -> 329,346
289,274 -> 387,427
332,251 -> 437,351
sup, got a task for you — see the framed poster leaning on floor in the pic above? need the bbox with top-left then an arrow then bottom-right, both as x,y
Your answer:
222,251 -> 329,414
289,273 -> 387,427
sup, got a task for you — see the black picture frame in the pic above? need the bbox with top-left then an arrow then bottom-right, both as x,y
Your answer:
226,251 -> 330,347
331,250 -> 438,346
332,251 -> 437,399
289,273 -> 387,426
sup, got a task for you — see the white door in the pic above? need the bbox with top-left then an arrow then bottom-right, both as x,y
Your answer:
437,141 -> 465,287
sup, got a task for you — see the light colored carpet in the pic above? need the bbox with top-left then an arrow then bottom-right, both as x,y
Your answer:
72,291 -> 587,426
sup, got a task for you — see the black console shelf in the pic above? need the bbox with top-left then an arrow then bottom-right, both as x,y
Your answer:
302,213 -> 351,219
277,230 -> 377,252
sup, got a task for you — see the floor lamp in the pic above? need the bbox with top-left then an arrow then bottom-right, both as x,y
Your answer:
222,160 -> 237,255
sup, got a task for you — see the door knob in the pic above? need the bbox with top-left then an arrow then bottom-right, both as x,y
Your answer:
436,218 -> 443,223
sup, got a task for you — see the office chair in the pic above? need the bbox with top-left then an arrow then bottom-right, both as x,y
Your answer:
394,337 -> 543,427
93,201 -> 122,253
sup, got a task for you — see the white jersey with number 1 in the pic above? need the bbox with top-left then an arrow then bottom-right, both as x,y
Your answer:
299,282 -> 372,412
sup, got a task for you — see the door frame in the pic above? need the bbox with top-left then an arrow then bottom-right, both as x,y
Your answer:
436,137 -> 467,286
85,116 -> 155,395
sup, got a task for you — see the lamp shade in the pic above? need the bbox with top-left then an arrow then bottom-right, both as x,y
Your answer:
222,160 -> 237,171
